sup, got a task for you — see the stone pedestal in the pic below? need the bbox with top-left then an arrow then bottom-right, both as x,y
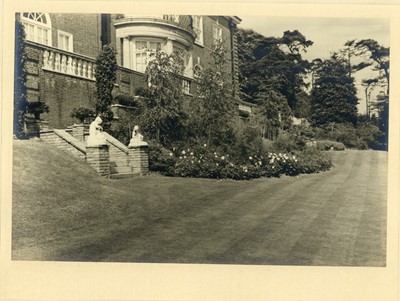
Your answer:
128,145 -> 149,174
71,124 -> 88,141
86,144 -> 110,176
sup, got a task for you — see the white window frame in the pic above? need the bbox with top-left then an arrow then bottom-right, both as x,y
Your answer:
21,12 -> 52,46
182,79 -> 191,95
212,23 -> 223,45
192,16 -> 204,46
131,38 -> 164,73
173,43 -> 193,78
57,30 -> 73,52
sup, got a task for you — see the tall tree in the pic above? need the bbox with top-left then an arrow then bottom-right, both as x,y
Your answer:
237,28 -> 312,114
138,49 -> 186,146
310,56 -> 359,126
94,44 -> 117,130
348,39 -> 389,94
190,41 -> 235,146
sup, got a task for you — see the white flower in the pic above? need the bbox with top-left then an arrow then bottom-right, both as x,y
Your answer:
204,144 -> 207,147
259,161 -> 262,165
169,153 -> 173,157
182,150 -> 186,155
216,163 -> 219,166
191,160 -> 194,164
179,156 -> 182,159
184,156 -> 187,159
190,152 -> 194,156
221,156 -> 225,160
249,156 -> 253,160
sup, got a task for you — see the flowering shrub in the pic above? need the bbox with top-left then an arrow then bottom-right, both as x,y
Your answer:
295,148 -> 332,174
148,143 -> 332,180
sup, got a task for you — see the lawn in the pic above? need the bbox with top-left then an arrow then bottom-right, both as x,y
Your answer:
12,140 -> 387,266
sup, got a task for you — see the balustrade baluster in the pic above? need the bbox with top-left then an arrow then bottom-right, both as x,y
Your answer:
67,56 -> 72,74
71,58 -> 77,75
88,63 -> 92,78
55,53 -> 61,71
82,62 -> 87,78
77,60 -> 82,76
48,51 -> 54,70
61,55 -> 67,73
43,51 -> 49,69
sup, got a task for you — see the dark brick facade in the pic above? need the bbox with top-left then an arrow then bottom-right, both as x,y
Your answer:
49,13 -> 102,58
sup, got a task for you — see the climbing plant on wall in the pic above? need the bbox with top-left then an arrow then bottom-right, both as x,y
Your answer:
14,19 -> 28,138
94,44 -> 117,130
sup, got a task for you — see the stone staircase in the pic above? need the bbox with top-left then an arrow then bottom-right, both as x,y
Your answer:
40,124 -> 148,178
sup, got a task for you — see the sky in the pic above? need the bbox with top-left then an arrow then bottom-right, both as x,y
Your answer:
238,17 -> 390,114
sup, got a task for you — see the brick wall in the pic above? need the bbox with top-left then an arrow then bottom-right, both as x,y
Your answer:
192,16 -> 233,77
49,13 -> 102,58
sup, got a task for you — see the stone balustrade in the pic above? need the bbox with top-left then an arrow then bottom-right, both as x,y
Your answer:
42,49 -> 96,81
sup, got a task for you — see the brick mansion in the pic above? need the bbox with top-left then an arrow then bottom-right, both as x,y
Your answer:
17,13 -> 253,130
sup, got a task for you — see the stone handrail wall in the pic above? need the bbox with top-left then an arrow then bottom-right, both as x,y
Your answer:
41,129 -> 86,160
102,132 -> 129,154
102,132 -> 131,173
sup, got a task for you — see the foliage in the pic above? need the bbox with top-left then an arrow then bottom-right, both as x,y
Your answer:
148,143 -> 332,180
94,44 -> 117,130
138,50 -> 186,146
345,39 -> 389,94
294,148 -> 333,174
310,56 -> 359,126
114,93 -> 139,107
343,39 -> 389,149
148,144 -> 177,175
189,41 -> 235,146
237,28 -> 312,110
316,140 -> 346,151
70,106 -> 96,123
356,121 -> 384,149
231,126 -> 265,162
14,19 -> 28,138
315,121 -> 383,149
109,109 -> 139,145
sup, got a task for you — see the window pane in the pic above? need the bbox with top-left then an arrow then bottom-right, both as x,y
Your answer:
43,29 -> 48,45
136,41 -> 147,50
37,27 -> 43,43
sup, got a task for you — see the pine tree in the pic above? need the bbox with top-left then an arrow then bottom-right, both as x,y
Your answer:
310,57 -> 359,126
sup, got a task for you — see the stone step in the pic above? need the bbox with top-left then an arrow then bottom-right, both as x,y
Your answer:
110,165 -> 132,174
109,172 -> 138,179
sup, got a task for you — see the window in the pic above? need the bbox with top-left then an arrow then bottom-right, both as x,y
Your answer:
192,16 -> 203,45
133,40 -> 162,72
182,79 -> 191,94
57,30 -> 73,52
212,24 -> 222,45
21,12 -> 52,46
173,44 -> 193,78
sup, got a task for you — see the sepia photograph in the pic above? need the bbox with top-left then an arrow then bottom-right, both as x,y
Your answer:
1,2 -> 399,301
11,13 -> 389,266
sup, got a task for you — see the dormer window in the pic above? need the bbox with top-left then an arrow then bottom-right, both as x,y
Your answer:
21,12 -> 52,46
